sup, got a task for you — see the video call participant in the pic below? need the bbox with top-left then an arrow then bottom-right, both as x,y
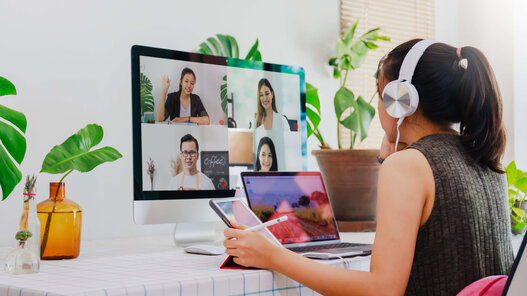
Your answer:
223,40 -> 514,295
255,136 -> 278,172
155,67 -> 210,125
168,134 -> 214,190
255,78 -> 290,132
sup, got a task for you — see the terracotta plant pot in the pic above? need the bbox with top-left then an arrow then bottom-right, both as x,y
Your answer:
312,149 -> 380,230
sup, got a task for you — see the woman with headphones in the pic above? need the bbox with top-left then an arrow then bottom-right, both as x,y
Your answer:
223,39 -> 514,295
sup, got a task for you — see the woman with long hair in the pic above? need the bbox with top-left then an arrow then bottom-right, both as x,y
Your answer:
255,136 -> 278,172
223,40 -> 513,295
155,67 -> 210,125
255,78 -> 290,131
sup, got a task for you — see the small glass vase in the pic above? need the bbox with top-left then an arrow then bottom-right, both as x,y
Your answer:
37,182 -> 82,260
4,239 -> 39,274
19,188 -> 41,266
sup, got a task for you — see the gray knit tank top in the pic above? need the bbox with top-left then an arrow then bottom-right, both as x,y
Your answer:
404,133 -> 513,295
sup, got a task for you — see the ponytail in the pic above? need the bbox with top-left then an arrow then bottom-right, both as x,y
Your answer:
453,47 -> 506,173
379,40 -> 506,173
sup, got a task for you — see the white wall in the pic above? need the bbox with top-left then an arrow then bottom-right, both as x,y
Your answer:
436,0 -> 518,166
0,0 -> 340,246
514,0 -> 527,169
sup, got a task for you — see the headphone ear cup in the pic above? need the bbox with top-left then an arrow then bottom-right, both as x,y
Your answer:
381,80 -> 419,118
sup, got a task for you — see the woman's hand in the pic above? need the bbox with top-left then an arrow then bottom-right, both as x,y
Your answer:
161,75 -> 170,92
223,222 -> 282,269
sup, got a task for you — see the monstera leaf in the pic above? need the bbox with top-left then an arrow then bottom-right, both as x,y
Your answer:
0,76 -> 26,201
197,34 -> 262,62
40,124 -> 122,178
140,73 -> 154,116
334,86 -> 375,148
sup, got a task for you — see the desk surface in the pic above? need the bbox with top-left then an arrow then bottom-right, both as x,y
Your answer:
0,233 -> 375,296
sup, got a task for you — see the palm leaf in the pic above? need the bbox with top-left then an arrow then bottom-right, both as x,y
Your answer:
40,124 -> 122,174
0,76 -> 26,200
140,73 -> 154,115
0,76 -> 17,96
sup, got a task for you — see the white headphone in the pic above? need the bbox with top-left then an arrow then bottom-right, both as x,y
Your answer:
381,40 -> 437,151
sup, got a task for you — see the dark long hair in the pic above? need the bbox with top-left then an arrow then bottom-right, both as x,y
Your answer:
378,39 -> 506,173
178,68 -> 196,93
255,136 -> 278,171
256,78 -> 278,127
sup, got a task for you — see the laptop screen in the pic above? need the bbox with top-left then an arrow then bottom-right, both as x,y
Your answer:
242,172 -> 340,245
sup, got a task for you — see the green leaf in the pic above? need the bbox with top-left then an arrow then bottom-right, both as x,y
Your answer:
199,42 -> 214,55
305,83 -> 321,139
40,124 -> 122,175
334,86 -> 356,121
227,35 -> 239,58
140,73 -> 155,115
506,161 -> 518,186
0,76 -> 17,96
0,143 -> 22,200
376,36 -> 391,41
333,66 -> 341,79
0,121 -> 26,164
244,39 -> 259,61
361,27 -> 381,40
512,207 -> 526,218
207,37 -> 224,56
516,177 -> 527,194
512,221 -> 525,231
363,41 -> 379,49
0,104 -> 27,133
351,41 -> 369,56
252,50 -> 262,62
220,75 -> 228,116
343,20 -> 359,45
328,57 -> 338,66
217,34 -> 232,58
336,39 -> 351,60
339,95 -> 375,144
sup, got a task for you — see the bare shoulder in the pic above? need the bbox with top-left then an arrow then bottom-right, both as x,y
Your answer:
381,148 -> 430,176
379,148 -> 434,199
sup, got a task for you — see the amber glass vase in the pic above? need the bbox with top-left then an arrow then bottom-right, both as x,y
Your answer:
37,183 -> 82,260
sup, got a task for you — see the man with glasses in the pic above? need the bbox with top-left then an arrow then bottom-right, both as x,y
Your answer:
168,134 -> 214,190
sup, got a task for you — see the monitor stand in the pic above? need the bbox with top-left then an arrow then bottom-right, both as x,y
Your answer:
173,222 -> 217,246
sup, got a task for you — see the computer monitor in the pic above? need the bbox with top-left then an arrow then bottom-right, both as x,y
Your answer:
131,45 -> 307,244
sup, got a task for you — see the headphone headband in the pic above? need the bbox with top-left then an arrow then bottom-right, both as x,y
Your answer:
398,40 -> 437,82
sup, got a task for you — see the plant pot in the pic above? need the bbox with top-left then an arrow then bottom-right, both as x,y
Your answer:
511,201 -> 527,235
312,149 -> 380,231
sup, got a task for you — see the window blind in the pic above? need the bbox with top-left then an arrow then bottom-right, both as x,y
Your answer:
339,0 -> 435,149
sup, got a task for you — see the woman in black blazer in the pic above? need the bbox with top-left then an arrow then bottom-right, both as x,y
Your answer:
155,67 -> 210,125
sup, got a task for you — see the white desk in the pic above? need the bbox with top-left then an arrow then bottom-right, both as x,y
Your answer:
0,233 -> 375,296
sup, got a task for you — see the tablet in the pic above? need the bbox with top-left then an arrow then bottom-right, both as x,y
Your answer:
209,198 -> 281,245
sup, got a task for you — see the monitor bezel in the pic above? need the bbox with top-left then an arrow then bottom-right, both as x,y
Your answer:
131,45 -> 307,201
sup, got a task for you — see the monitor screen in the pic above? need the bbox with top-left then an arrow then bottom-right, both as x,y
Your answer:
131,45 -> 307,201
242,172 -> 340,245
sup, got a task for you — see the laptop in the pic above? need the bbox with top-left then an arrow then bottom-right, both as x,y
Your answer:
502,234 -> 527,295
241,171 -> 372,259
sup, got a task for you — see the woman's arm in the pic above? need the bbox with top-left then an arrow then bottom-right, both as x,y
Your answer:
170,116 -> 210,125
156,75 -> 170,122
224,149 -> 434,296
190,115 -> 210,125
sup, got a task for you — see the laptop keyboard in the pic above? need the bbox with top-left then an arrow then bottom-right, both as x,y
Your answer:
288,242 -> 364,252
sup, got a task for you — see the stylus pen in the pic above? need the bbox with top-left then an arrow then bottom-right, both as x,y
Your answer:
244,216 -> 288,232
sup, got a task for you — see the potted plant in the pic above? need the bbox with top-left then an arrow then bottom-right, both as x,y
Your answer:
0,76 -> 27,201
38,123 -> 122,259
307,21 -> 389,231
505,161 -> 527,235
